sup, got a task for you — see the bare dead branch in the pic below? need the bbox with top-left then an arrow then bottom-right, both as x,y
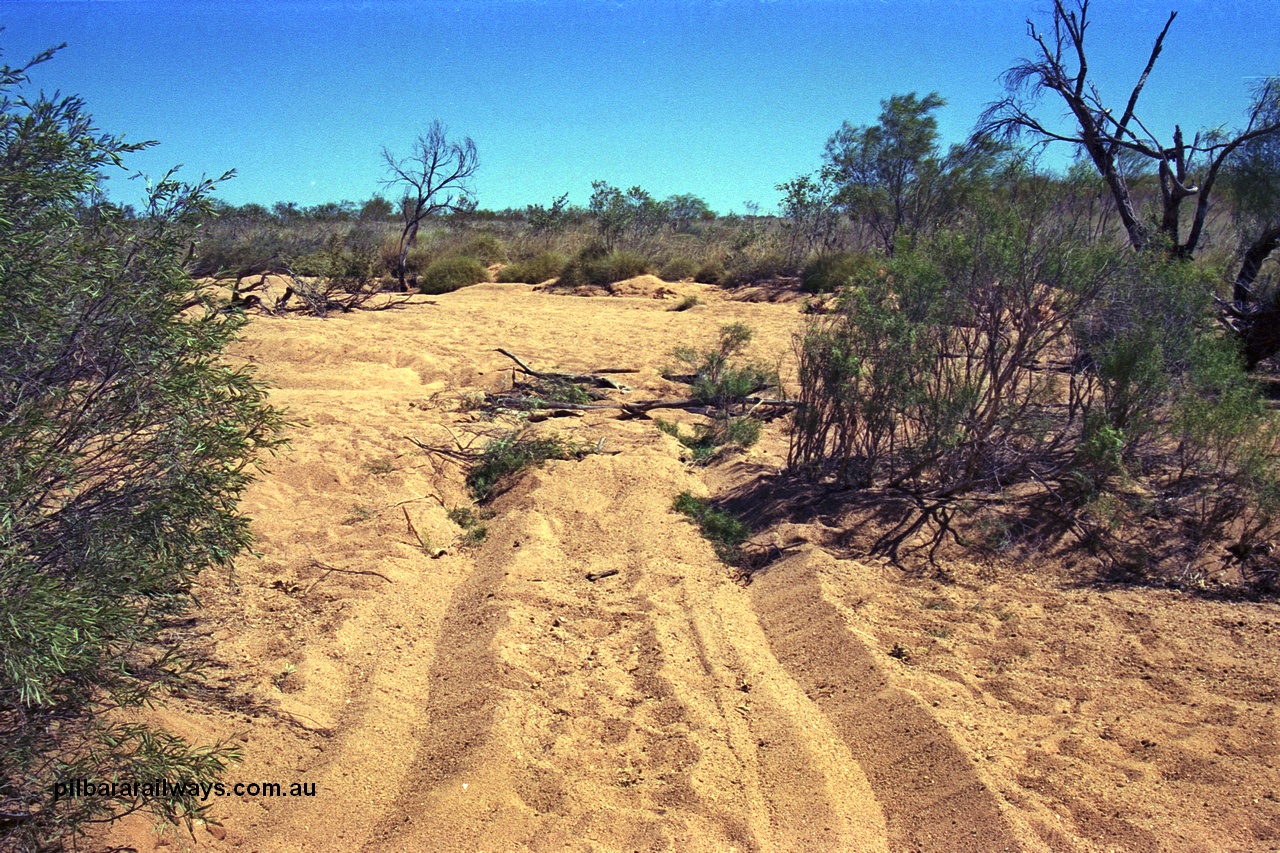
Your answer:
494,349 -> 633,391
302,559 -> 393,595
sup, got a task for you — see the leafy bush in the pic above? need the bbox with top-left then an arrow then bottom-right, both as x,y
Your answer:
673,323 -> 777,409
671,295 -> 700,312
801,251 -> 873,294
790,198 -> 1117,502
658,324 -> 774,465
558,247 -> 653,287
789,173 -> 1280,578
456,232 -> 507,265
659,257 -> 698,281
497,250 -> 566,283
723,252 -> 791,286
1076,257 -> 1280,581
657,417 -> 761,464
448,506 -> 488,544
694,260 -> 726,285
466,430 -> 586,501
418,256 -> 488,294
293,228 -> 381,289
0,49 -> 284,848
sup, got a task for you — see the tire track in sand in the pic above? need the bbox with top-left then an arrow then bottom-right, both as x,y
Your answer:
367,450 -> 889,852
751,547 -> 1029,852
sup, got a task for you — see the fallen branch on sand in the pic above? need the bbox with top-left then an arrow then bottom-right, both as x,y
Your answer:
302,559 -> 393,595
495,348 -> 633,391
469,349 -> 802,422
224,265 -> 424,317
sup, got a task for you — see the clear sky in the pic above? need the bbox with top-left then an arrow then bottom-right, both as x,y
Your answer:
2,0 -> 1277,214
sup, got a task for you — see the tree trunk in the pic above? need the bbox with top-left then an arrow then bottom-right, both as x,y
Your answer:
1235,224 -> 1280,305
1230,225 -> 1280,369
397,218 -> 420,292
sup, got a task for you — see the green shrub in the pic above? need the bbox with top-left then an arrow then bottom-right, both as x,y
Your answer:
419,256 -> 488,294
466,430 -> 586,501
457,232 -> 507,265
788,181 -> 1280,576
659,257 -> 699,281
658,324 -> 773,465
292,229 -> 381,289
673,323 -> 777,409
559,247 -> 653,287
530,376 -> 594,405
801,252 -> 872,294
656,416 -> 761,464
694,260 -> 726,285
497,250 -> 566,283
724,252 -> 791,286
720,415 -> 763,447
790,206 -> 1081,495
672,492 -> 750,564
671,295 -> 700,312
0,49 -> 285,848
448,506 -> 489,544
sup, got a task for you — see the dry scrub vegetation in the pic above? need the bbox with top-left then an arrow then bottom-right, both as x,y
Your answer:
6,2 -> 1280,851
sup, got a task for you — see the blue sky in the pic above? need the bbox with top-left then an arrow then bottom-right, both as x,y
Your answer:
2,0 -> 1277,214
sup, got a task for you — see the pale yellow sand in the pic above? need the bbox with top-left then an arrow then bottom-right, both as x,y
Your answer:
100,279 -> 1280,852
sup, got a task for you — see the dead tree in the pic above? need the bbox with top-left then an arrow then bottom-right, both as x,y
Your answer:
382,121 -> 478,292
980,1 -> 1280,257
980,0 -> 1280,362
1223,91 -> 1280,367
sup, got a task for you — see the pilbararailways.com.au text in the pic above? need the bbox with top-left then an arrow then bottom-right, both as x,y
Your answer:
53,778 -> 316,802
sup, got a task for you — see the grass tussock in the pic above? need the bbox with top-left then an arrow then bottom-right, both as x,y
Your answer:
497,250 -> 567,284
448,506 -> 489,544
656,417 -> 761,464
801,251 -> 874,294
558,246 -> 653,287
419,256 -> 488,294
659,257 -> 699,281
673,492 -> 750,565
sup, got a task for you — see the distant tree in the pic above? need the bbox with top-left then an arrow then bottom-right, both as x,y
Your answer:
0,46 -> 284,848
663,193 -> 714,231
272,200 -> 301,221
588,181 -> 689,247
626,186 -> 668,235
359,194 -> 394,220
588,180 -> 631,249
231,201 -> 272,221
303,200 -> 357,221
824,92 -> 997,253
382,120 -> 478,290
776,171 -> 841,263
526,192 -> 572,239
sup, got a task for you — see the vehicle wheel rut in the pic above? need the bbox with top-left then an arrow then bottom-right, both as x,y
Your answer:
751,548 -> 1030,852
367,452 -> 889,852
